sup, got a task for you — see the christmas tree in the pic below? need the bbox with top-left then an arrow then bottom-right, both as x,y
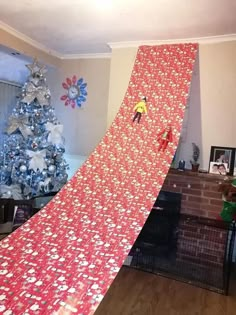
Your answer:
0,59 -> 68,200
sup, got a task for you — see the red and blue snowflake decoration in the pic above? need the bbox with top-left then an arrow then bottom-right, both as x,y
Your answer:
60,75 -> 87,108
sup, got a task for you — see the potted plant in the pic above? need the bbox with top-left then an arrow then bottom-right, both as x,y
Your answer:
190,142 -> 200,172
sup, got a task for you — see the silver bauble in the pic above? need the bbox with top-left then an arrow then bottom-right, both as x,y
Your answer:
48,165 -> 56,172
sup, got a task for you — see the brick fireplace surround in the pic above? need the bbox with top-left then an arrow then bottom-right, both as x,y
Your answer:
162,168 -> 226,219
128,168 -> 235,294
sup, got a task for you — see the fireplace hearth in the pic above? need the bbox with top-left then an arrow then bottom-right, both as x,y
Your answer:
125,190 -> 236,295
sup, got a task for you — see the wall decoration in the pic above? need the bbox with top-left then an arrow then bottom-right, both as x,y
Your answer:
60,75 -> 87,108
209,146 -> 235,176
190,142 -> 200,172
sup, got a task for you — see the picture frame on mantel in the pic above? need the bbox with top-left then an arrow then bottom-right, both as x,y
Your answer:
209,146 -> 235,176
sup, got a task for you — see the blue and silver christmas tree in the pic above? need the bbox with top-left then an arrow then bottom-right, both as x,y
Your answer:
0,59 -> 69,200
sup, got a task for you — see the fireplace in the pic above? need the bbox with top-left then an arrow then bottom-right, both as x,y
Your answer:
132,191 -> 181,263
125,188 -> 236,295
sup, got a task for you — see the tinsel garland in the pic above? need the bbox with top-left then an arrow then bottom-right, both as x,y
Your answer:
0,184 -> 22,200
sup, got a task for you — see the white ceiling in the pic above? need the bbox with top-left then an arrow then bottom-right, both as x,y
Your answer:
0,0 -> 236,56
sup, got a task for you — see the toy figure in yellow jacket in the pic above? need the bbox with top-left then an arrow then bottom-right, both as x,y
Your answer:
132,97 -> 147,123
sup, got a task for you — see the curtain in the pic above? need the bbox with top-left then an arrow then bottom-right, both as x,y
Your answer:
0,80 -> 21,145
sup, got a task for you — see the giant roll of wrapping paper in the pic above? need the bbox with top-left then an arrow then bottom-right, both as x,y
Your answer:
0,43 -> 198,314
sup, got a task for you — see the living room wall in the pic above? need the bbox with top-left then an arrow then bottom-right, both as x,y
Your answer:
46,58 -> 110,157
107,41 -> 236,171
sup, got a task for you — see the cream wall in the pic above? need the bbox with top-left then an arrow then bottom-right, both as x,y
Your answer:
47,58 -> 110,156
107,47 -> 137,127
108,42 -> 236,171
199,41 -> 236,170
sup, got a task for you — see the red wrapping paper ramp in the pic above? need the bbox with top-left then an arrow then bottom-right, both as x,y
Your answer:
0,44 -> 198,315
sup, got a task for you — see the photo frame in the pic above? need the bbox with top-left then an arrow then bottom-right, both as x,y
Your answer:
209,162 -> 228,176
209,146 -> 235,176
9,200 -> 33,231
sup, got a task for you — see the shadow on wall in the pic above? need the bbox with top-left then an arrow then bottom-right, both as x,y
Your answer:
175,50 -> 203,170
64,154 -> 87,180
0,45 -> 31,84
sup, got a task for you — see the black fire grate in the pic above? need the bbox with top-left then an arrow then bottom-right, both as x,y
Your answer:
126,210 -> 235,295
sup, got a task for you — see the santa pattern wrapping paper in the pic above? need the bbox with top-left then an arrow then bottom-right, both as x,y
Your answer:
0,44 -> 198,315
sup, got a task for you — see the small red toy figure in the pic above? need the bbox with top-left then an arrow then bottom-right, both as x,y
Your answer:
157,125 -> 173,151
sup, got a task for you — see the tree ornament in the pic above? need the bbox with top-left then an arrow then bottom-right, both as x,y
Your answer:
42,170 -> 47,176
48,165 -> 56,173
39,177 -> 51,192
26,58 -> 47,77
20,165 -> 27,172
7,115 -> 33,138
45,122 -> 64,146
27,149 -> 47,172
21,82 -> 51,106
31,141 -> 38,149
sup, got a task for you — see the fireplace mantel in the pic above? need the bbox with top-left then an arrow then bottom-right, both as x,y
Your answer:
161,168 -> 232,219
168,168 -> 234,182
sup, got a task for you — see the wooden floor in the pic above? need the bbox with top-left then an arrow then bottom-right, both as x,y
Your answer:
95,267 -> 236,315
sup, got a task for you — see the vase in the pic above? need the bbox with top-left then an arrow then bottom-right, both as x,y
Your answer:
191,164 -> 199,172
